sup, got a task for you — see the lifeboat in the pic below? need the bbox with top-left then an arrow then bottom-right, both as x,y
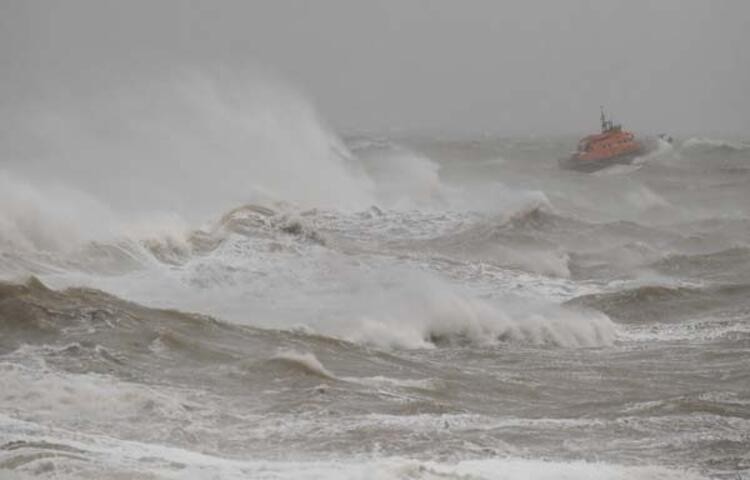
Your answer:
560,108 -> 645,172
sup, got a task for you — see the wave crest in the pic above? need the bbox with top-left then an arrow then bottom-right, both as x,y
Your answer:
343,274 -> 616,349
569,283 -> 750,323
682,137 -> 750,153
265,350 -> 336,380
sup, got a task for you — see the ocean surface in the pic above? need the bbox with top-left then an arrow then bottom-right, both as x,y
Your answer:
1,81 -> 749,479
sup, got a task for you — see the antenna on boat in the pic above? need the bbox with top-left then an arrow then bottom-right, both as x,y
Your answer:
600,105 -> 608,132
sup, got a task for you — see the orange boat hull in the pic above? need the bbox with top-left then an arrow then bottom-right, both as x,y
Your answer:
559,147 -> 644,172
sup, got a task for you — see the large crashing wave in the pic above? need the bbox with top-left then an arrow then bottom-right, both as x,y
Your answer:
353,140 -> 446,208
0,70 -> 376,225
0,273 -> 616,353
333,270 -> 616,349
0,69 -> 504,257
0,171 -> 120,253
0,69 -> 621,354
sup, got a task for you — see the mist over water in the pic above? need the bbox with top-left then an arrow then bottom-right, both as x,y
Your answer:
1,69 -> 748,479
2,71 -> 377,221
2,2 -> 750,478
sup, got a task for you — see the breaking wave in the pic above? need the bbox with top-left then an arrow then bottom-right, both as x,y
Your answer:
1,66 -> 748,479
0,170 -> 119,253
413,204 -> 575,277
1,70 -> 376,223
340,272 -> 616,349
682,137 -> 750,153
266,350 -> 336,380
0,275 -> 616,357
354,140 -> 446,208
569,283 -> 750,324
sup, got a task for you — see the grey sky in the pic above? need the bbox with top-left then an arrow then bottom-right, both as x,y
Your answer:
2,0 -> 749,135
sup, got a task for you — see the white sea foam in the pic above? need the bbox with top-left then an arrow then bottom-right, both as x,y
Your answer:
682,136 -> 748,152
2,70 -> 376,223
0,171 -> 117,252
359,144 -> 446,209
625,185 -> 671,211
620,315 -> 750,343
0,361 -> 197,430
0,414 -> 707,480
633,137 -> 676,165
343,376 -> 441,391
593,163 -> 644,176
339,270 -> 616,349
0,65 -> 746,480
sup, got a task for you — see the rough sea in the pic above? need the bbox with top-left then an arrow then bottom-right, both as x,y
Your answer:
1,77 -> 749,479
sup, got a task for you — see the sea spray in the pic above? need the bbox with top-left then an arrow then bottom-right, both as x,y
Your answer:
1,70 -> 376,220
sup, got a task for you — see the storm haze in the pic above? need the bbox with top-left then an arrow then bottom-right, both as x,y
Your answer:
3,2 -> 750,479
2,0 -> 749,135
